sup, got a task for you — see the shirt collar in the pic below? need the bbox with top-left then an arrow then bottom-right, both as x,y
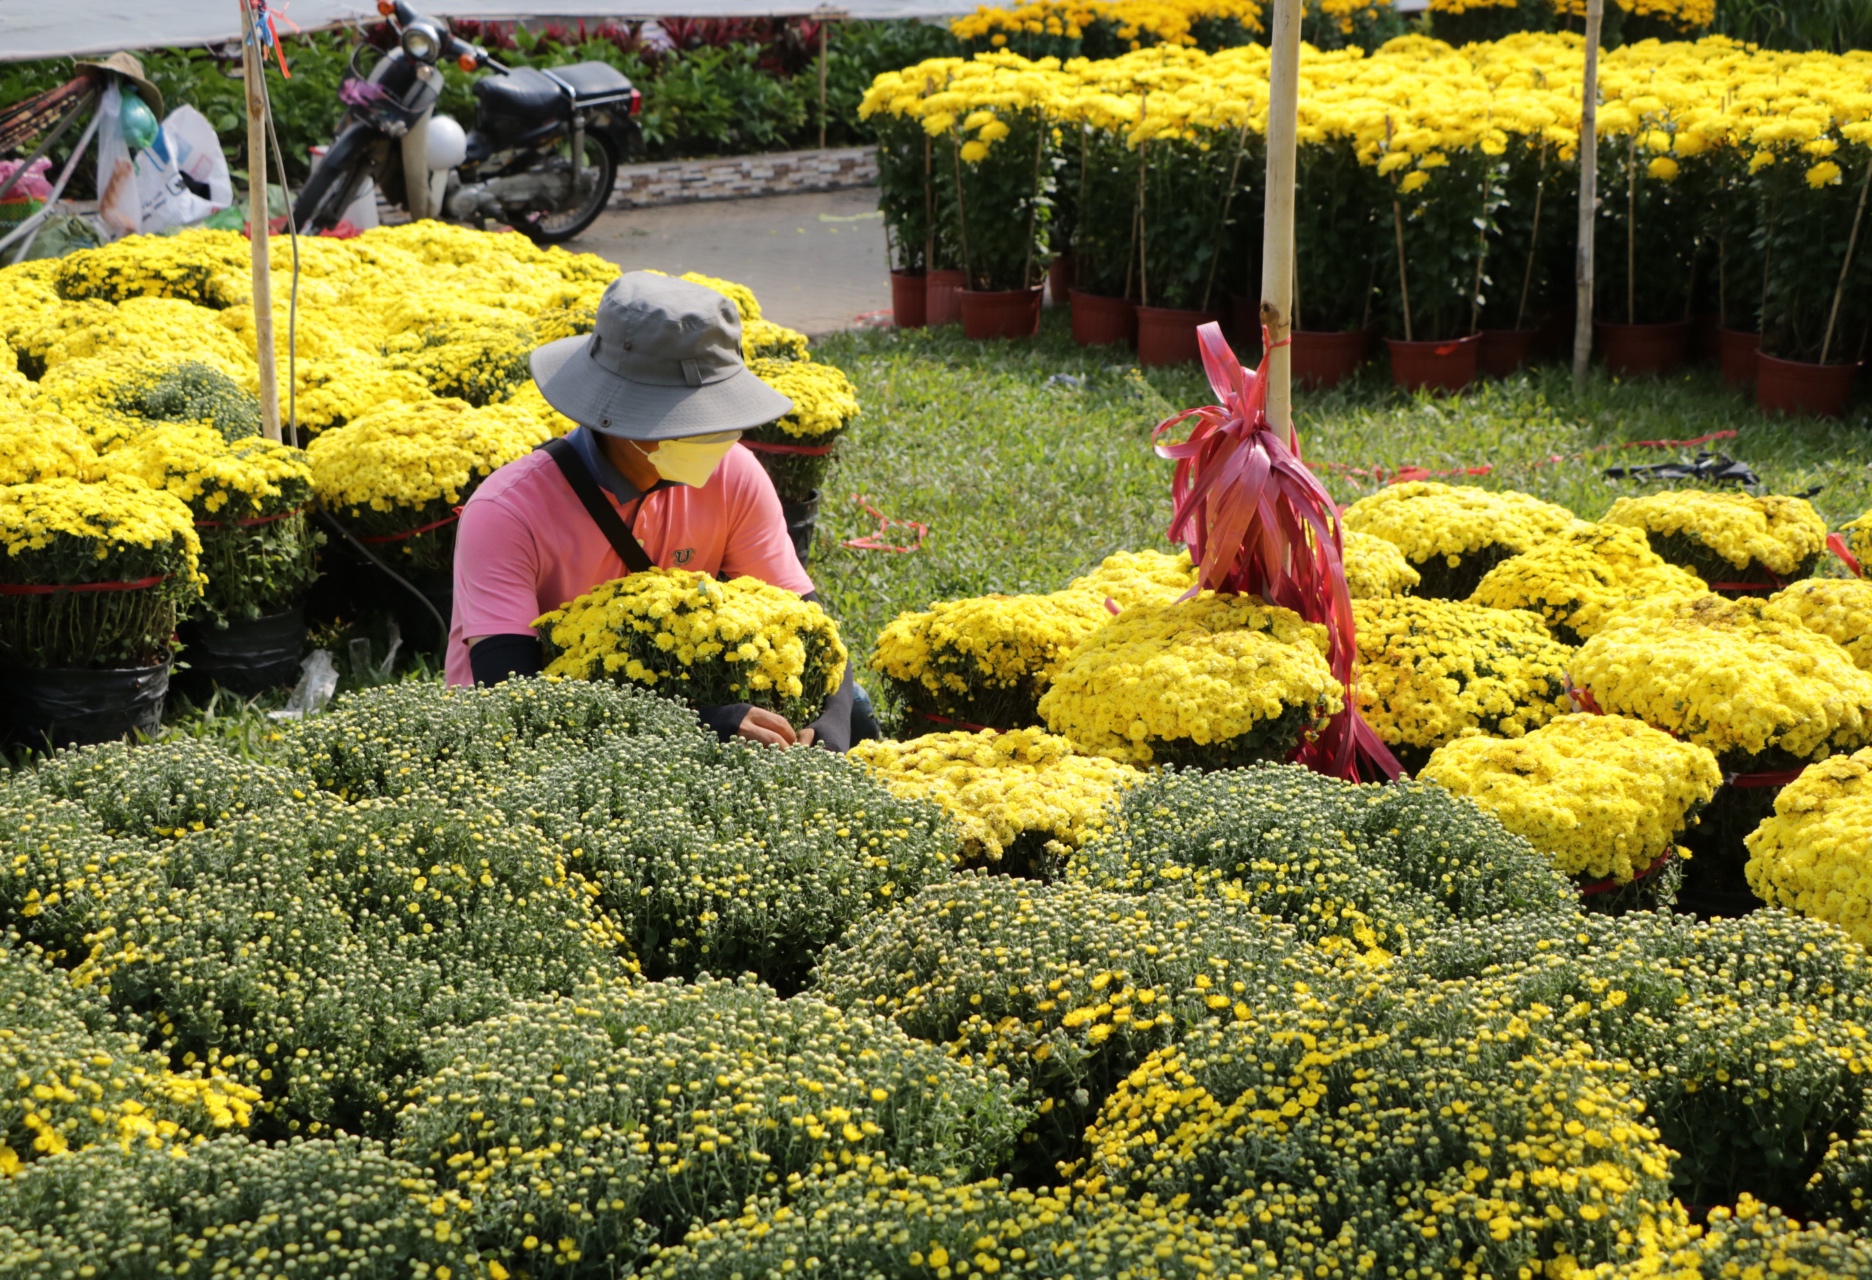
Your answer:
567,425 -> 642,506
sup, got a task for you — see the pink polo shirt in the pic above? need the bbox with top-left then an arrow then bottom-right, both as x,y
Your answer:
445,443 -> 814,686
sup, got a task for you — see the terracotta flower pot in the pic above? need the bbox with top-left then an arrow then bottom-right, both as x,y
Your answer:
1388,334 -> 1480,394
1136,304 -> 1224,366
1048,253 -> 1076,306
1477,328 -> 1536,379
1717,328 -> 1759,388
959,286 -> 1043,340
1757,352 -> 1860,418
1291,328 -> 1370,389
1069,289 -> 1136,347
925,268 -> 965,327
1535,308 -> 1576,359
1595,319 -> 1690,377
888,270 -> 927,330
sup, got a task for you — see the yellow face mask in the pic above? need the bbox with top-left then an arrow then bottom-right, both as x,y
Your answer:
639,431 -> 741,487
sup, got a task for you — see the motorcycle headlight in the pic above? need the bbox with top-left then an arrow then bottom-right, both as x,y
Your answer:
401,22 -> 441,63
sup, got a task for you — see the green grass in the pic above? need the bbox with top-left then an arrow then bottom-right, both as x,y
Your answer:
137,307 -> 1872,747
806,309 -> 1872,664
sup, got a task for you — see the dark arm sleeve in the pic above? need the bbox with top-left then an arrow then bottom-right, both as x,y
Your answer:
801,590 -> 855,753
697,703 -> 753,740
468,634 -> 544,685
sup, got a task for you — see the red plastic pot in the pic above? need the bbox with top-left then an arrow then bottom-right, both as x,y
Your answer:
1477,328 -> 1536,378
1756,352 -> 1860,418
1291,328 -> 1370,389
1717,328 -> 1759,388
889,270 -> 927,330
959,286 -> 1043,340
925,268 -> 965,327
1136,305 -> 1224,366
1048,253 -> 1076,306
1388,334 -> 1480,394
1595,319 -> 1690,377
1069,289 -> 1136,347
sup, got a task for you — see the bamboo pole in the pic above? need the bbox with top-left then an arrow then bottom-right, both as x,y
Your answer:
1571,0 -> 1604,394
816,18 -> 830,152
1514,146 -> 1547,332
1392,195 -> 1413,341
1626,133 -> 1637,324
243,0 -> 281,442
1260,0 -> 1302,433
1820,154 -> 1872,365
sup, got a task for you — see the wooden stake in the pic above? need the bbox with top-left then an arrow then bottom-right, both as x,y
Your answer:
1260,0 -> 1302,433
1392,196 -> 1413,342
816,19 -> 829,152
1201,120 -> 1253,315
1820,154 -> 1872,365
1136,137 -> 1150,308
1514,145 -> 1547,332
950,131 -> 973,289
1626,132 -> 1637,325
243,0 -> 281,443
1572,0 -> 1604,393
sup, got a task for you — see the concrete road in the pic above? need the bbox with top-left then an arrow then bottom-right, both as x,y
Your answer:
572,186 -> 891,337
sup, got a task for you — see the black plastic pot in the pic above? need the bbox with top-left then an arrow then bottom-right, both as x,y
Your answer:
0,658 -> 170,750
177,605 -> 309,698
782,489 -> 822,570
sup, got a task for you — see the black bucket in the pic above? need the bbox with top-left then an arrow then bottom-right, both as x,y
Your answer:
0,659 -> 170,750
394,572 -> 453,653
781,489 -> 822,570
176,605 -> 309,698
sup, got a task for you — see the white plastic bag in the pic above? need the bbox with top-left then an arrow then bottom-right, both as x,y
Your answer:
93,83 -> 141,240
137,105 -> 234,232
269,649 -> 340,721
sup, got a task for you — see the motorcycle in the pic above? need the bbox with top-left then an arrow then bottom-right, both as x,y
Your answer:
294,0 -> 640,244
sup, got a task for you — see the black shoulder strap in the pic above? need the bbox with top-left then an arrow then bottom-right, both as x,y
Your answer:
540,436 -> 655,575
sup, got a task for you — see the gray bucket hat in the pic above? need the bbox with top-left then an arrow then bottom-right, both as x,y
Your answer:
530,271 -> 793,440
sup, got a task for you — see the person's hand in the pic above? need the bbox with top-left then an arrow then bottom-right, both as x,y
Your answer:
736,707 -> 811,748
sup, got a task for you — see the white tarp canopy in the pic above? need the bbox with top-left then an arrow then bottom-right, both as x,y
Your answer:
1,2 -> 966,62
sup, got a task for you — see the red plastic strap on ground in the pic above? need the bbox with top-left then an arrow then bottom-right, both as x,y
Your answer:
0,574 -> 168,595
1579,848 -> 1674,897
195,507 -> 306,530
359,508 -> 464,544
742,439 -> 837,457
1830,532 -> 1864,579
841,493 -> 927,554
917,711 -> 994,733
1726,768 -> 1806,789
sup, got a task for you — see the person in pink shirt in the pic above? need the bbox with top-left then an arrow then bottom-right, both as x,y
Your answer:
449,271 -> 859,750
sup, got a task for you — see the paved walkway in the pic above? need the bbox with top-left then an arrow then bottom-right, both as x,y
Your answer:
574,187 -> 891,337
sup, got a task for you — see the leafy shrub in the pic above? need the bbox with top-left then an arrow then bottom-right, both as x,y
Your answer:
643,1168 -> 1263,1280
1070,763 -> 1575,953
518,732 -> 953,991
1396,908 -> 1872,1214
1,939 -> 256,1175
814,874 -> 1336,1169
114,360 -> 263,441
22,737 -> 308,842
277,676 -> 701,801
397,976 -> 1027,1269
0,1136 -> 477,1280
1079,1002 -> 1678,1277
76,790 -> 625,1138
0,785 -> 151,962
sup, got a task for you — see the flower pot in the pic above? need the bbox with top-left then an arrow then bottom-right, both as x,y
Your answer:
176,604 -> 308,699
1535,308 -> 1576,359
0,657 -> 170,749
781,489 -> 822,570
1227,292 -> 1266,360
1477,328 -> 1536,379
1595,319 -> 1690,377
1069,289 -> 1136,348
1387,334 -> 1480,394
888,270 -> 927,329
1691,311 -> 1720,363
1291,328 -> 1370,389
925,268 -> 965,327
1135,305 -> 1225,367
959,286 -> 1043,340
1048,253 -> 1076,306
1756,352 -> 1860,419
1717,328 -> 1759,388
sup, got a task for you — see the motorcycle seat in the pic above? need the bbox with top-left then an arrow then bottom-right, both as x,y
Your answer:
474,67 -> 564,124
550,62 -> 633,104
